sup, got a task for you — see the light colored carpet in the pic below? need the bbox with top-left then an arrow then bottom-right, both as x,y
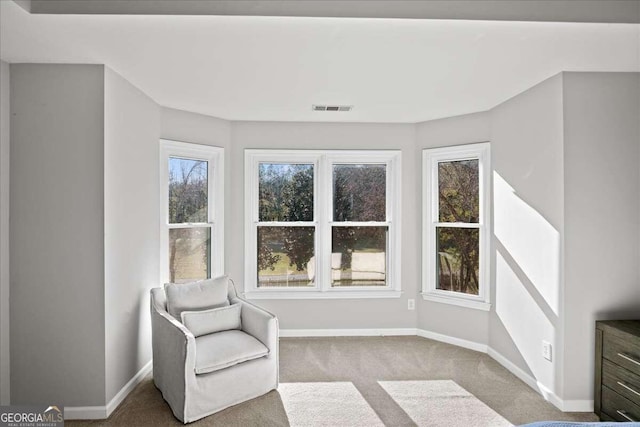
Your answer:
279,382 -> 384,427
67,336 -> 599,426
379,380 -> 512,427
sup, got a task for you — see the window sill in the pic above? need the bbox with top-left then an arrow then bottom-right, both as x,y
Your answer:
421,292 -> 491,311
244,290 -> 403,300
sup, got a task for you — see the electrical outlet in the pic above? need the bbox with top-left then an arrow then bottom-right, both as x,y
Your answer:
408,299 -> 415,310
542,341 -> 552,361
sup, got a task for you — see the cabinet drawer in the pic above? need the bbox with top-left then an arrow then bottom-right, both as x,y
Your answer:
603,359 -> 640,404
602,386 -> 640,422
603,333 -> 640,376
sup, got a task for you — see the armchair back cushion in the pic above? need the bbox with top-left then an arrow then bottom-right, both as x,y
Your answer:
164,275 -> 230,320
181,303 -> 242,337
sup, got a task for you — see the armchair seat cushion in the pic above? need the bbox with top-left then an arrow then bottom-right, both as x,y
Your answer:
195,330 -> 269,375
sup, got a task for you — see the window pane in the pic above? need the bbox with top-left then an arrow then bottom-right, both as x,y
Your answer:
331,226 -> 387,287
436,227 -> 479,295
333,164 -> 386,222
259,163 -> 314,222
257,226 -> 315,287
438,159 -> 479,223
168,227 -> 211,283
169,157 -> 208,223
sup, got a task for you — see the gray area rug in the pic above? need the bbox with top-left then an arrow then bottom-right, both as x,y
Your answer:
67,336 -> 599,426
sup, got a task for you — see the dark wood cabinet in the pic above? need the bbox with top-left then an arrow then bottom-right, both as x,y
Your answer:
595,320 -> 640,422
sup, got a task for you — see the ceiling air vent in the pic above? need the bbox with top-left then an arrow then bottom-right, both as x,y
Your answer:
312,105 -> 353,112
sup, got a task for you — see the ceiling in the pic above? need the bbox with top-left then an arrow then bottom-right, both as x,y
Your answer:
24,0 -> 640,23
1,0 -> 639,123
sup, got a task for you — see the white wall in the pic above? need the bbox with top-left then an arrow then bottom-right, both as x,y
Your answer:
104,68 -> 160,403
229,122 -> 418,329
0,60 -> 10,405
489,74 -> 566,399
10,64 -> 106,406
562,72 -> 640,401
415,112 -> 491,344
161,107 -> 232,149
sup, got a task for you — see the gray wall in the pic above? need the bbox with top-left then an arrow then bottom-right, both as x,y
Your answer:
9,64 -> 163,409
562,72 -> 640,401
415,112 -> 491,344
484,72 -> 640,403
10,64 -> 106,405
489,74 -> 566,396
104,69 -> 160,402
414,80 -> 568,399
0,60 -> 10,405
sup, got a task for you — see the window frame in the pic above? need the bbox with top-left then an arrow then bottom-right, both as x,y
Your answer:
244,149 -> 402,299
421,143 -> 491,311
159,139 -> 224,284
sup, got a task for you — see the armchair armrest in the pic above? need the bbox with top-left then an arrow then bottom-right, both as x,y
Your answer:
152,306 -> 197,373
236,298 -> 278,354
151,294 -> 197,421
153,308 -> 196,356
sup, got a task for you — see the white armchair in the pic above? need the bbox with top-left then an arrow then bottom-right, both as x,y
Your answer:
150,278 -> 279,423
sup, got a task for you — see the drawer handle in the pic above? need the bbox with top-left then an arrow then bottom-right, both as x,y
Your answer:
616,410 -> 638,422
618,352 -> 640,366
618,381 -> 640,397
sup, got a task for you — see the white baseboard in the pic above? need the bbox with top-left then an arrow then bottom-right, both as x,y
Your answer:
106,359 -> 153,416
486,347 -> 593,412
486,347 -> 541,394
416,328 -> 488,353
64,359 -> 152,420
64,406 -> 107,420
560,399 -> 594,412
486,347 -> 567,410
280,328 -> 487,354
280,328 -> 417,337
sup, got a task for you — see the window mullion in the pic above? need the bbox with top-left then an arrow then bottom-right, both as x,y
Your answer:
318,154 -> 330,292
168,223 -> 214,229
431,159 -> 440,223
329,221 -> 390,227
208,154 -> 215,224
255,221 -> 316,227
434,222 -> 480,229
